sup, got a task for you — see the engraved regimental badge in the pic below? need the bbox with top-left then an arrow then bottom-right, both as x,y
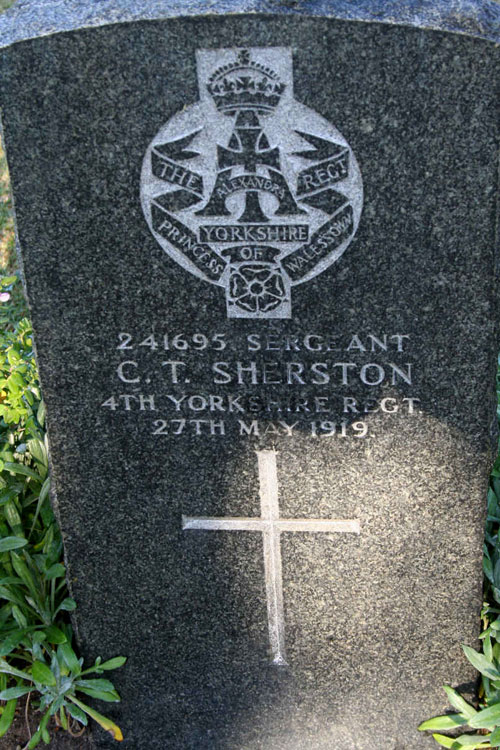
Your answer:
141,47 -> 363,319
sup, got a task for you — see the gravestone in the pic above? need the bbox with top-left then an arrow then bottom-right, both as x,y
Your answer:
1,1 -> 499,747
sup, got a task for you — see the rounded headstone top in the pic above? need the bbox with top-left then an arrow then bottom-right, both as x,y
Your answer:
0,0 -> 499,48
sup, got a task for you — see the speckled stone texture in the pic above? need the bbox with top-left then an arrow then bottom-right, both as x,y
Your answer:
1,0 -> 500,45
1,3 -> 499,749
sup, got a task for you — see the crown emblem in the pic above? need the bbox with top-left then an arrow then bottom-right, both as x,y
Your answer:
207,50 -> 285,115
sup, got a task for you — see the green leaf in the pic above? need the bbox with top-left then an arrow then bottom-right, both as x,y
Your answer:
65,702 -> 88,726
470,701 -> 500,729
37,401 -> 46,427
12,604 -> 28,628
27,438 -> 46,468
50,696 -> 64,715
31,661 -> 56,687
0,628 -> 29,656
8,371 -> 25,389
0,536 -> 27,552
443,686 -> 478,719
96,656 -> 127,671
454,736 -> 493,747
29,477 -> 50,537
418,714 -> 469,730
58,704 -> 68,730
0,577 -> 23,585
76,678 -> 117,693
59,642 -> 81,674
4,501 -> 23,536
463,645 -> 500,680
4,497 -> 23,531
490,726 -> 500,746
3,463 -> 42,483
67,696 -> 123,740
44,563 -> 65,580
485,633 -> 494,663
0,584 -> 25,607
57,598 -> 76,612
9,552 -> 39,603
431,736 -> 457,749
0,698 -> 17,738
0,685 -> 33,700
76,685 -> 120,702
432,735 -> 491,749
39,476 -> 50,503
1,276 -> 18,286
43,625 -> 67,644
0,658 -> 33,681
0,488 -> 21,506
28,707 -> 51,749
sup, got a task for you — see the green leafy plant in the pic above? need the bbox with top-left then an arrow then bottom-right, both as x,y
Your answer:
0,637 -> 126,747
0,139 -> 15,273
0,273 -> 28,331
418,651 -> 500,748
0,310 -> 126,746
419,359 -> 500,749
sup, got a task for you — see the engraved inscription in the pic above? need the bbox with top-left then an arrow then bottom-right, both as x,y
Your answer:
101,329 -> 421,439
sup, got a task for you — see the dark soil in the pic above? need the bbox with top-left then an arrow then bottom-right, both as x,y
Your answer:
0,698 -> 93,749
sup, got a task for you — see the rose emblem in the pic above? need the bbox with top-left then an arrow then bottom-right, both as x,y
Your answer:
229,264 -> 287,313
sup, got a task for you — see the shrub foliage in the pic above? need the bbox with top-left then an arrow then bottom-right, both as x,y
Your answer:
0,280 -> 125,746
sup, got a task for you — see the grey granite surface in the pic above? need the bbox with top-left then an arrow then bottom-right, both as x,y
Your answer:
0,3 -> 499,749
0,0 -> 499,47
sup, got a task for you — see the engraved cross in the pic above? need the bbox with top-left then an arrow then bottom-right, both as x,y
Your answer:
218,126 -> 280,175
182,450 -> 360,666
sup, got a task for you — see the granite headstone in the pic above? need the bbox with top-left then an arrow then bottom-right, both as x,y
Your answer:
1,1 -> 499,748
